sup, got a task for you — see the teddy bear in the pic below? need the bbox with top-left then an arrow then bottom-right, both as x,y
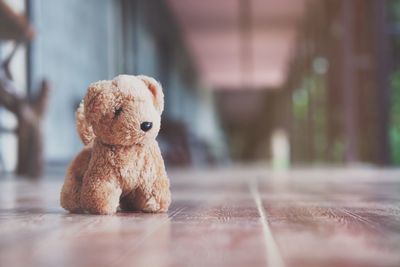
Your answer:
60,74 -> 171,214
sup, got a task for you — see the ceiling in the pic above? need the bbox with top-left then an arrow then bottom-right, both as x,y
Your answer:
167,0 -> 307,90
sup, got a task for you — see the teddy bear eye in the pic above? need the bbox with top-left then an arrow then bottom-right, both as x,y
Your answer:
114,107 -> 123,116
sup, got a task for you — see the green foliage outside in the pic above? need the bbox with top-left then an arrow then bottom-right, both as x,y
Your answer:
390,70 -> 400,164
292,72 -> 328,162
389,0 -> 400,164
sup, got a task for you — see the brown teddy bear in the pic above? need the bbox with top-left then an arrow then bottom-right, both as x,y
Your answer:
60,75 -> 171,214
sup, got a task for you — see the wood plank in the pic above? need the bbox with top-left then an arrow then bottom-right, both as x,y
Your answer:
258,171 -> 400,267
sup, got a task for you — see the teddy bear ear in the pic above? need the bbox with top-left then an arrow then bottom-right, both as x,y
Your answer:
138,75 -> 164,113
83,80 -> 114,125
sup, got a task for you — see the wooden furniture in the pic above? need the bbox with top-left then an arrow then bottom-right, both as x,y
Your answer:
0,1 -> 49,178
0,0 -> 33,42
0,167 -> 399,266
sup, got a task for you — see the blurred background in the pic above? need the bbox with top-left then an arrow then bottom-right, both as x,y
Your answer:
0,0 -> 400,178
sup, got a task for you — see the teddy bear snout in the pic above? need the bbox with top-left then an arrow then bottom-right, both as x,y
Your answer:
140,121 -> 153,132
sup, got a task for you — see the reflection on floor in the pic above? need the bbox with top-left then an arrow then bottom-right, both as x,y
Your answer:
1,167 -> 400,267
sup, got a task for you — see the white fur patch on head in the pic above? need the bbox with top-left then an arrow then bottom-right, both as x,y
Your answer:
113,75 -> 152,101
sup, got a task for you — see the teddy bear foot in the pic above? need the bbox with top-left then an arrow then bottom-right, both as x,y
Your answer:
84,206 -> 118,215
141,197 -> 161,213
141,197 -> 169,213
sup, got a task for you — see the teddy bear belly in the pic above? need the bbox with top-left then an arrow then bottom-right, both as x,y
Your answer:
115,145 -> 159,195
119,163 -> 158,195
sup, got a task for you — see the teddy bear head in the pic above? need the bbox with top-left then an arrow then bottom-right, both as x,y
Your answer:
83,75 -> 164,146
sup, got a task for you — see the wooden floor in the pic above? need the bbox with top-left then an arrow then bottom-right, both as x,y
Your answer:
1,166 -> 400,267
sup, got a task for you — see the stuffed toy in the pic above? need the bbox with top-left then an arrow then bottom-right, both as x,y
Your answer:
60,75 -> 171,214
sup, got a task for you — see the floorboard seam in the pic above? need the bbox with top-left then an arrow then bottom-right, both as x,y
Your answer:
249,180 -> 285,267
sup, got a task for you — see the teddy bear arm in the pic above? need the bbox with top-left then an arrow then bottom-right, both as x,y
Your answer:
150,172 -> 171,212
127,175 -> 170,213
80,170 -> 122,215
134,152 -> 171,213
152,143 -> 171,211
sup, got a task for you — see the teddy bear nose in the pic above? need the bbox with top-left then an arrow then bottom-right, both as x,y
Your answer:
140,122 -> 153,132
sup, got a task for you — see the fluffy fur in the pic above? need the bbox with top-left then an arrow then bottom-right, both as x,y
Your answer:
60,75 -> 171,214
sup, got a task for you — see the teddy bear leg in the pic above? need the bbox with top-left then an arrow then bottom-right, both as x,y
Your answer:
60,172 -> 83,213
60,147 -> 92,213
130,176 -> 171,213
80,178 -> 122,215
